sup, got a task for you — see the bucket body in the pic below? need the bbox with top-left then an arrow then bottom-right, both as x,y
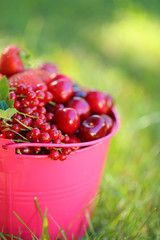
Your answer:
0,109 -> 120,240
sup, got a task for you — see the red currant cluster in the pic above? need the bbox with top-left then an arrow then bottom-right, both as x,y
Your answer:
0,83 -> 81,161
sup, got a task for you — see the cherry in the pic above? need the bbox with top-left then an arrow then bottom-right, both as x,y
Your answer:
101,114 -> 114,133
66,96 -> 91,121
86,90 -> 109,114
46,112 -> 54,122
38,62 -> 58,74
78,115 -> 108,142
48,79 -> 73,103
54,107 -> 80,134
44,91 -> 53,102
51,73 -> 71,83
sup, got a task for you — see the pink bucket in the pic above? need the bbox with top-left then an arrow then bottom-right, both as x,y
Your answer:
0,108 -> 120,240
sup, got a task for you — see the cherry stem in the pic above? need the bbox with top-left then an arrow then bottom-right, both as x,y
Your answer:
15,119 -> 32,130
49,101 -> 56,106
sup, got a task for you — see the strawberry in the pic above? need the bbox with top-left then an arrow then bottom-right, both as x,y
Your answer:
34,69 -> 52,85
0,73 -> 3,80
0,45 -> 25,77
8,69 -> 44,89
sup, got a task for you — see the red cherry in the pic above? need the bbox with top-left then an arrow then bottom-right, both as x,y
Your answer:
86,90 -> 109,114
66,96 -> 91,121
54,107 -> 80,134
48,79 -> 73,103
101,114 -> 114,133
78,115 -> 108,142
38,62 -> 58,74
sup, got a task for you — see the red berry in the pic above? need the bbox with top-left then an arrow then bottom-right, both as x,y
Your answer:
30,128 -> 41,140
86,90 -> 109,114
54,107 -> 80,135
59,153 -> 67,161
101,114 -> 114,133
17,84 -> 27,94
44,91 -> 53,102
34,119 -> 43,128
21,98 -> 30,107
78,115 -> 108,142
10,91 -> 17,100
34,147 -> 41,154
38,62 -> 58,75
41,123 -> 51,133
66,96 -> 91,121
11,124 -> 21,133
46,112 -> 54,122
14,100 -> 21,109
26,91 -> 36,100
49,149 -> 60,160
13,113 -> 22,123
50,129 -> 59,140
36,83 -> 48,92
4,130 -> 15,139
40,132 -> 51,143
0,45 -> 24,77
62,147 -> 72,155
48,79 -> 73,103
18,147 -> 34,154
36,90 -> 45,101
37,107 -> 47,115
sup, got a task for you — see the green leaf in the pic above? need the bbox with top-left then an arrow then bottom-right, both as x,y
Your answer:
0,101 -> 9,110
0,108 -> 18,120
0,76 -> 14,108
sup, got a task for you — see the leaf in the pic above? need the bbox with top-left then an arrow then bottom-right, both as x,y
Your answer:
0,76 -> 14,108
0,108 -> 18,120
0,101 -> 9,110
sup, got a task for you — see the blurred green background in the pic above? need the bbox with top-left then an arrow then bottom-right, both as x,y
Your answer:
0,0 -> 160,239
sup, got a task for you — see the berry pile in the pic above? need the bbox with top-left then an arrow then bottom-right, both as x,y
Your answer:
0,45 -> 115,161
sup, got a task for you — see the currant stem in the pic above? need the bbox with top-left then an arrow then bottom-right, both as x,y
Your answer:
15,119 -> 32,130
18,111 -> 38,119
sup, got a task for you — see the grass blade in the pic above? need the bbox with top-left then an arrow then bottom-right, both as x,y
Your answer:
13,212 -> 39,240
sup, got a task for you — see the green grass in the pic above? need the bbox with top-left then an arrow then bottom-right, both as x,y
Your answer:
0,0 -> 160,239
